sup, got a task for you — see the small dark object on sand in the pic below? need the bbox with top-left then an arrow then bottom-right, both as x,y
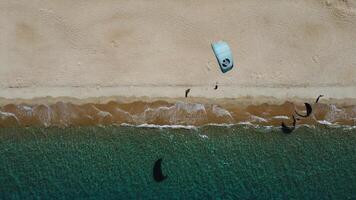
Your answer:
214,84 -> 218,90
185,89 -> 190,98
315,95 -> 324,103
281,115 -> 296,134
295,103 -> 312,118
153,158 -> 167,182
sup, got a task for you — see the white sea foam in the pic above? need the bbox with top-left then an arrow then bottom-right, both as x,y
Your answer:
317,120 -> 334,125
212,105 -> 233,118
98,111 -> 112,118
175,101 -> 206,113
343,126 -> 356,130
300,124 -> 316,129
250,115 -> 268,122
0,111 -> 19,121
118,121 -> 355,130
198,134 -> 209,139
237,121 -> 254,126
203,123 -> 235,127
21,105 -> 33,111
273,116 -> 289,119
125,123 -> 198,130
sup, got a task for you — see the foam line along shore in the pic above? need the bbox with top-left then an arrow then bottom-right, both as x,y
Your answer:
0,100 -> 355,127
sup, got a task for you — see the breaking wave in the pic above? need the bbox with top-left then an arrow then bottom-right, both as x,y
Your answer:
0,100 -> 355,128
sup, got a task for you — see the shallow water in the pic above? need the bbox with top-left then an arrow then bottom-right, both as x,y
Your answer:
1,101 -> 355,127
0,126 -> 355,199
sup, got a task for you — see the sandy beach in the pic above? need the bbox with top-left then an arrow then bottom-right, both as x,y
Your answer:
1,0 -> 356,102
2,2 -> 356,199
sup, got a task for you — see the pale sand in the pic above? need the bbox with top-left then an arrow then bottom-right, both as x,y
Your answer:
0,0 -> 356,103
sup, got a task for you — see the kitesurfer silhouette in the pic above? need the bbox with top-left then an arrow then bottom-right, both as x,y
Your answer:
295,95 -> 323,118
295,103 -> 312,118
185,89 -> 190,98
315,95 -> 324,103
153,158 -> 167,182
281,115 -> 297,134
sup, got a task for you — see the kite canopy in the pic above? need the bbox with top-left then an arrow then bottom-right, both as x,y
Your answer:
211,41 -> 234,73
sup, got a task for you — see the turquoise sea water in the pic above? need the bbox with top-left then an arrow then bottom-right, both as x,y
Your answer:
0,125 -> 355,199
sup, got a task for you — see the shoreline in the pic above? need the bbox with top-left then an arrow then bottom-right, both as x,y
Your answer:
1,98 -> 355,127
1,85 -> 356,106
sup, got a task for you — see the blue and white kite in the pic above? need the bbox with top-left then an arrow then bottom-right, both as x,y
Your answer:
211,41 -> 234,73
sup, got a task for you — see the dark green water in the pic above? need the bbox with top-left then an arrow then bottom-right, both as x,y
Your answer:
0,126 -> 355,199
